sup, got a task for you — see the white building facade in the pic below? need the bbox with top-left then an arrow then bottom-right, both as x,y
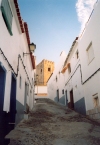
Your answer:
62,37 -> 86,115
78,0 -> 100,120
47,51 -> 67,105
0,0 -> 36,144
48,0 -> 100,121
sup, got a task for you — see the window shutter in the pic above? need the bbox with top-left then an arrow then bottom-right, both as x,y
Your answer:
1,0 -> 13,35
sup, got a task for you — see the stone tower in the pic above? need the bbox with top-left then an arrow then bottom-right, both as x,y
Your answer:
36,59 -> 54,86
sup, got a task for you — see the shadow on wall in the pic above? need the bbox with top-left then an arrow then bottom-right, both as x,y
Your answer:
16,100 -> 24,125
74,97 -> 86,115
54,95 -> 65,105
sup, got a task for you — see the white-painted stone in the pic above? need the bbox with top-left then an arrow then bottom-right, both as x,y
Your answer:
47,0 -> 100,117
0,0 -> 35,122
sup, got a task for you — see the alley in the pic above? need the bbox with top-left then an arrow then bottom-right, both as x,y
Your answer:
6,98 -> 100,145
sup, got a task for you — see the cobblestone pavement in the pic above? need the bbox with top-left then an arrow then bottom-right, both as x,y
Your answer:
6,98 -> 100,145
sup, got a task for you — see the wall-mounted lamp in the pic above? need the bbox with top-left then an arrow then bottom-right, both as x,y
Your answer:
23,43 -> 36,57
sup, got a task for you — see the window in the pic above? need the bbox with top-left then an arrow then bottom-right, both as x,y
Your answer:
94,97 -> 99,107
56,76 -> 57,82
86,42 -> 94,63
27,84 -> 29,96
1,0 -> 13,35
19,76 -> 21,88
59,71 -> 60,77
32,78 -> 33,85
93,94 -> 99,107
76,50 -> 79,59
57,89 -> 59,102
68,63 -> 71,73
62,89 -> 64,94
48,68 -> 51,71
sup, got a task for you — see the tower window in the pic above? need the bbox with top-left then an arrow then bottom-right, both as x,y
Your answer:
48,68 -> 51,71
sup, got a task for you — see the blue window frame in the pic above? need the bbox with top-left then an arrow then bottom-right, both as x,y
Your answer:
1,0 -> 13,35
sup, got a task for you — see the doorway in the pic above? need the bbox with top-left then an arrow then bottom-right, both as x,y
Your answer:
57,89 -> 59,102
9,74 -> 17,131
65,90 -> 68,106
0,65 -> 6,144
0,65 -> 6,113
24,83 -> 29,111
70,89 -> 74,109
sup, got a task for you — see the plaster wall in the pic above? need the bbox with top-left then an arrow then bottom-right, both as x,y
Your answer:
63,1 -> 100,116
78,0 -> 100,114
79,1 -> 100,82
63,40 -> 86,114
48,0 -> 100,120
47,51 -> 67,105
35,86 -> 47,94
83,73 -> 100,111
0,0 -> 34,124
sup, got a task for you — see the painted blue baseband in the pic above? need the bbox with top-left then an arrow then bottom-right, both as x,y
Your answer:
16,100 -> 24,125
59,95 -> 65,105
74,97 -> 86,115
54,96 -> 59,103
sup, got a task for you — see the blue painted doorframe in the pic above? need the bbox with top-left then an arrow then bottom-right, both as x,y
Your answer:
0,64 -> 6,112
9,74 -> 17,131
0,63 -> 9,145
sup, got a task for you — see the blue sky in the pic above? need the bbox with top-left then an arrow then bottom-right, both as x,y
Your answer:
18,0 -> 81,65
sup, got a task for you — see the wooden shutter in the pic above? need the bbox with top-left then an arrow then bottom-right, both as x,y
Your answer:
1,0 -> 13,35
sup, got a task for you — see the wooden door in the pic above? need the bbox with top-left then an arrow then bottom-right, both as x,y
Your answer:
70,89 -> 74,109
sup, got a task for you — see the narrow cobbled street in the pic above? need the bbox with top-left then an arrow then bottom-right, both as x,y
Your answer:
6,98 -> 100,145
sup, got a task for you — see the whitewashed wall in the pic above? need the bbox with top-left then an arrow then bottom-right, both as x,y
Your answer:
64,41 -> 85,114
0,0 -> 35,124
47,51 -> 67,105
78,0 -> 100,115
35,86 -> 47,94
48,0 -> 100,120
